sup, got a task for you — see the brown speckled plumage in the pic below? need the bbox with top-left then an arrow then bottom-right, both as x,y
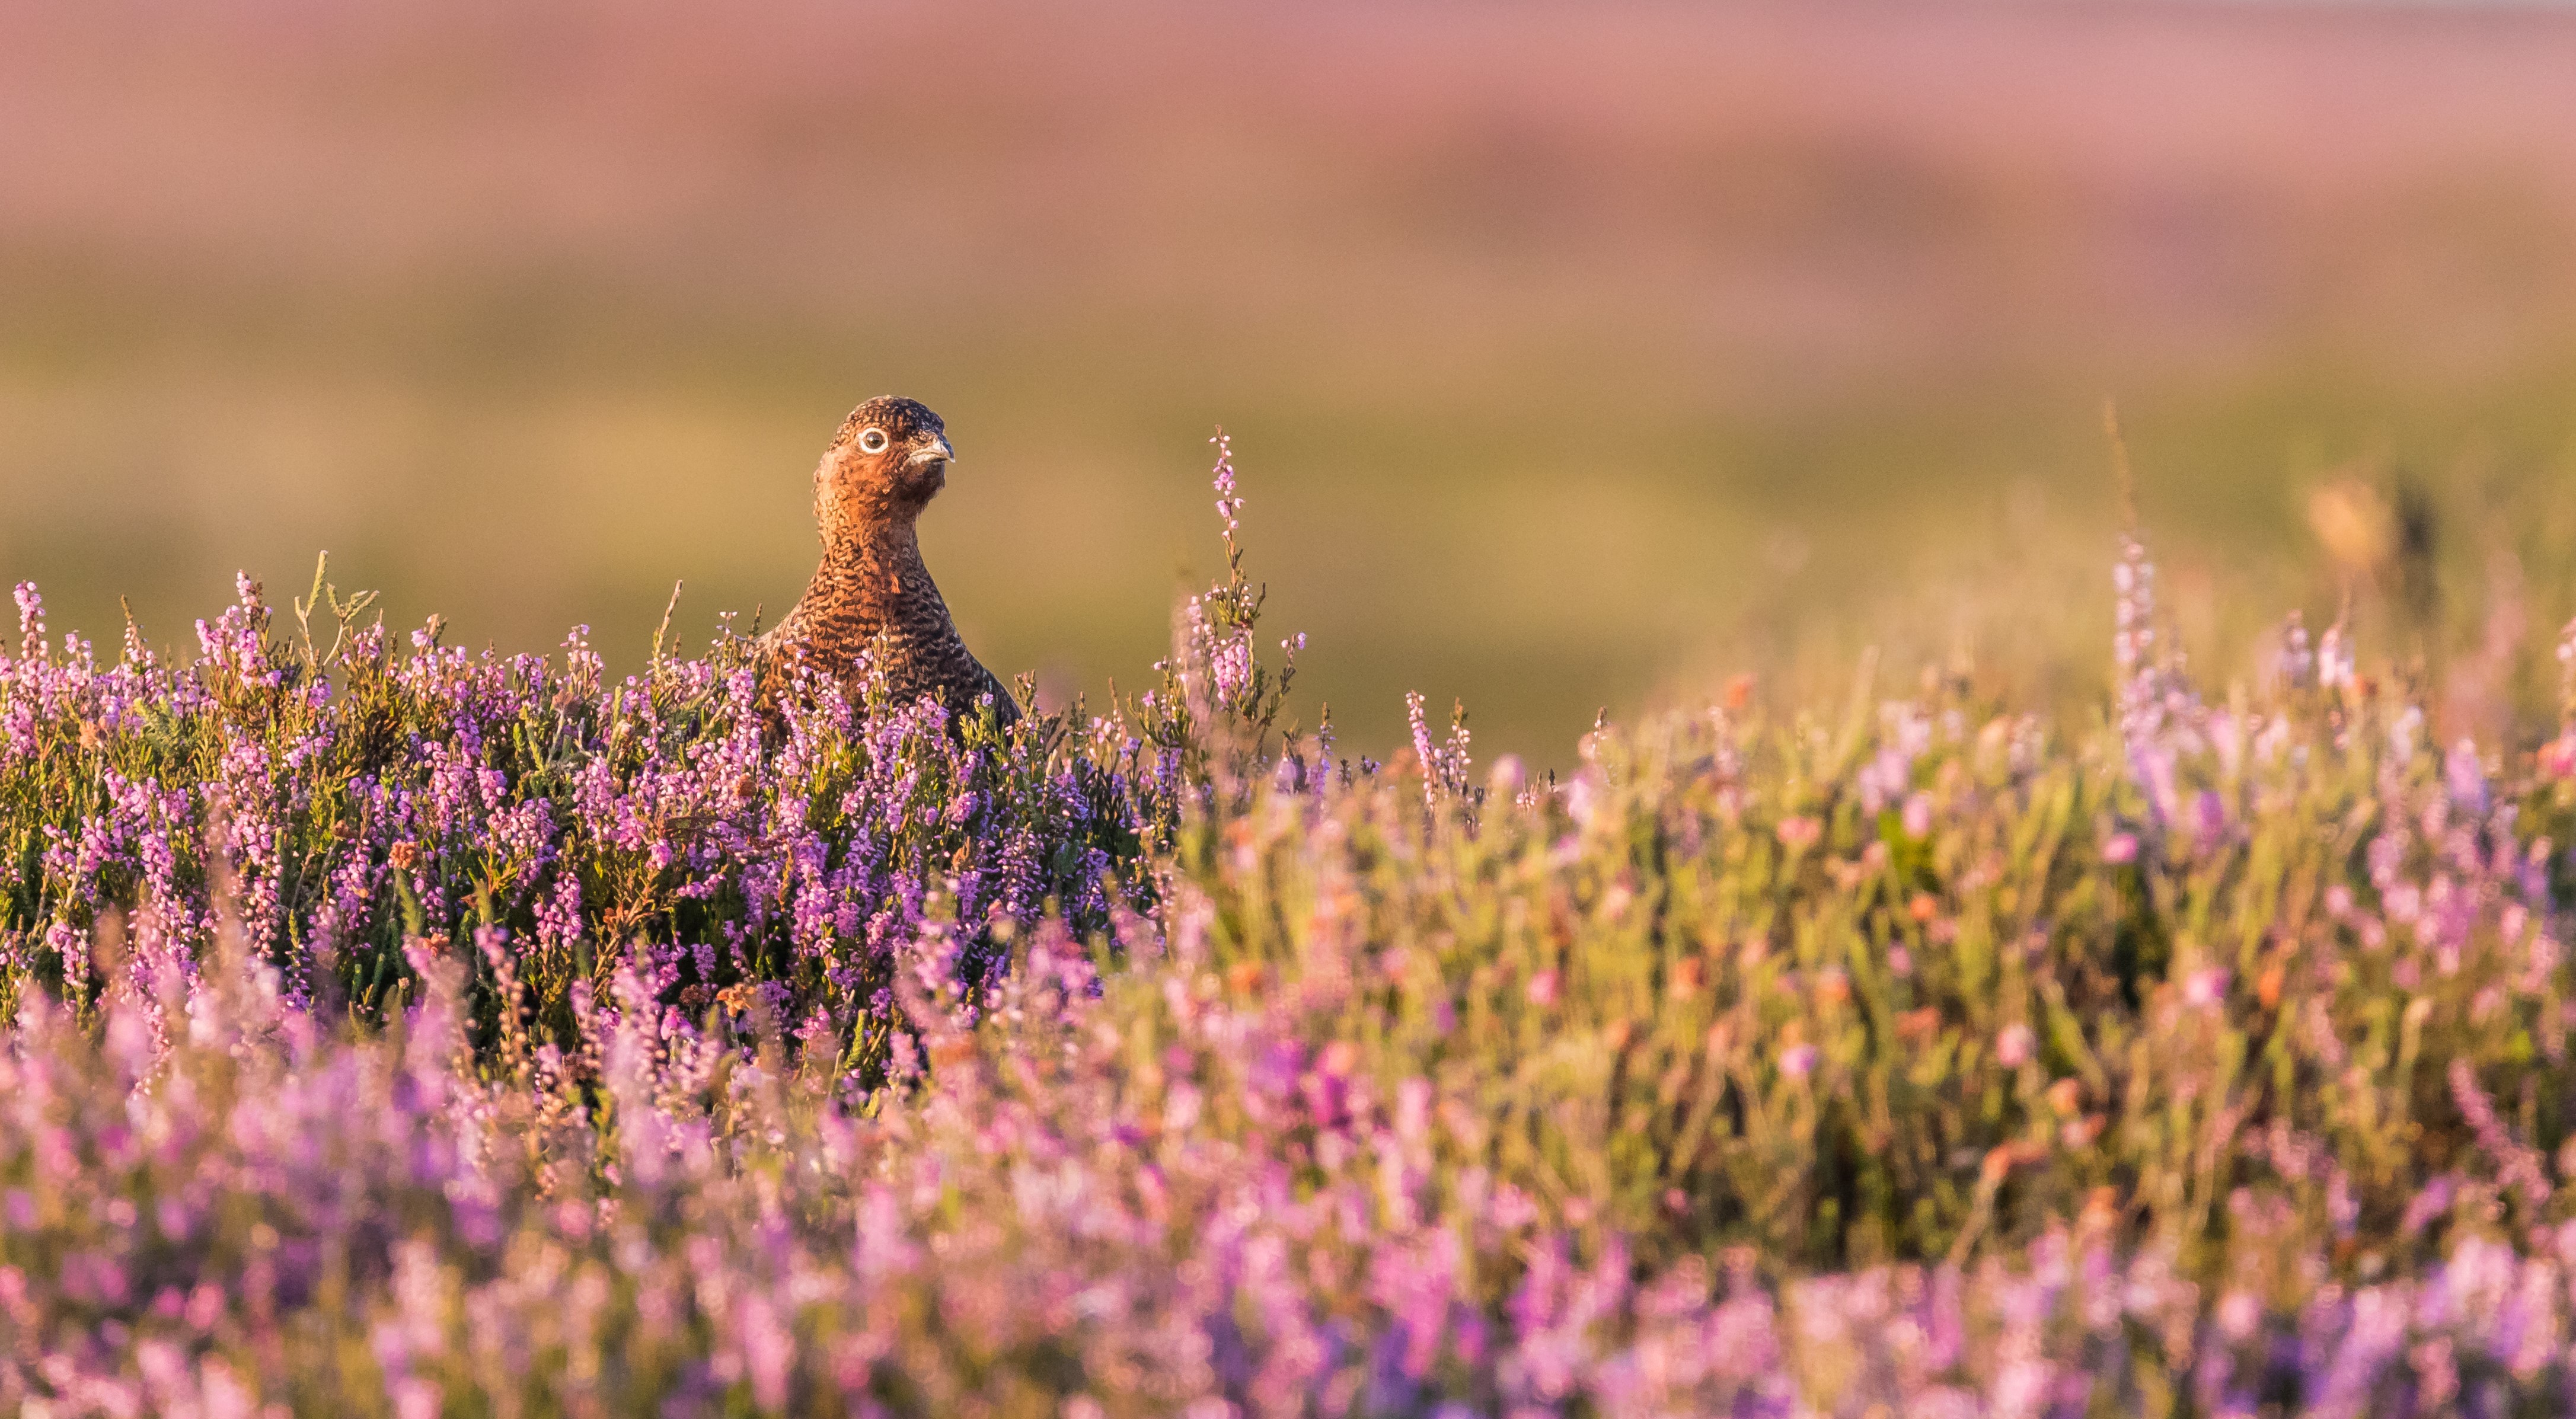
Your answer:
759,397 -> 1018,727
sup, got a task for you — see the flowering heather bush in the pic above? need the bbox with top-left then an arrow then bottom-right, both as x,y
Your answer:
0,555 -> 1183,1082
11,445 -> 2576,1413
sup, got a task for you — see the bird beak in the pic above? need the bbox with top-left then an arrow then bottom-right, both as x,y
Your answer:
905,437 -> 955,470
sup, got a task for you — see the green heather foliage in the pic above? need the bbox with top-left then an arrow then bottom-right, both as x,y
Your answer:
7,449 -> 2576,1413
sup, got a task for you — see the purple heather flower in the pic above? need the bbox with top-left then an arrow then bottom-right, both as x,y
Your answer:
2193,790 -> 2227,846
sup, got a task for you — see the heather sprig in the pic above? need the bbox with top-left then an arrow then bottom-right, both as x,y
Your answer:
1134,430 -> 1308,808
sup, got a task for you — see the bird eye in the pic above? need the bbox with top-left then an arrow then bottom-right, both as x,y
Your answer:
858,427 -> 889,453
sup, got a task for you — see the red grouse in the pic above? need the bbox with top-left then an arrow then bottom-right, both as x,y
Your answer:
759,397 -> 1018,727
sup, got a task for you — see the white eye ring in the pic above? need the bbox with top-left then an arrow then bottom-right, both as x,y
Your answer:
858,427 -> 889,453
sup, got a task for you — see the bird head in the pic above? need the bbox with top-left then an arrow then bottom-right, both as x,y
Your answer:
815,395 -> 955,533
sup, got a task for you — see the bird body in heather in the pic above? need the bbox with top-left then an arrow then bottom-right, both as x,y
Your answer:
759,396 -> 1019,728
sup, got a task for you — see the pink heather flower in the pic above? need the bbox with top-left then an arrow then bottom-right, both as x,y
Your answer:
2386,883 -> 2422,923
1408,691 -> 1438,808
1563,774 -> 1600,827
2101,832 -> 2138,865
2184,967 -> 2230,1009
1404,692 -> 1477,806
1901,792 -> 1934,840
1996,1023 -> 2035,1069
12,581 -> 42,656
393,1378 -> 442,1419
1776,816 -> 1821,852
1525,970 -> 1560,1009
1779,1044 -> 1820,1081
738,1292 -> 794,1411
2447,1059 -> 2552,1210
2446,739 -> 2489,815
2561,614 -> 2576,726
1210,429 -> 1241,538
2540,736 -> 2576,780
2401,1175 -> 2456,1237
2318,620 -> 2354,691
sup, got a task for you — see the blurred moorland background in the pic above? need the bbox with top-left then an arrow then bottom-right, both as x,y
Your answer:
9,0 -> 2576,766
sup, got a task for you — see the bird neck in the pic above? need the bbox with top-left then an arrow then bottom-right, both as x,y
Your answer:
813,517 -> 936,613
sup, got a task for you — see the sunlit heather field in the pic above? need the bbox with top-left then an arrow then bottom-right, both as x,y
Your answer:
11,1 -> 2576,761
10,449 -> 2576,1411
23,2 -> 2576,1414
